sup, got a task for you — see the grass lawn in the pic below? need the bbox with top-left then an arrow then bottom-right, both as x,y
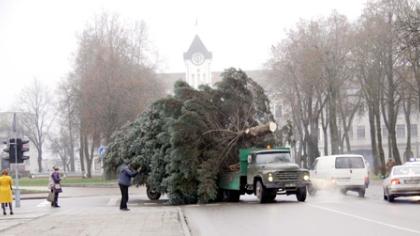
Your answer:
17,176 -> 117,187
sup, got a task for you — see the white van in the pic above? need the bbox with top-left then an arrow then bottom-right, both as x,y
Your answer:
309,154 -> 369,197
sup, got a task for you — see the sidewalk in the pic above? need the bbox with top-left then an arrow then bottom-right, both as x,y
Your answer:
0,187 -> 190,236
2,206 -> 188,236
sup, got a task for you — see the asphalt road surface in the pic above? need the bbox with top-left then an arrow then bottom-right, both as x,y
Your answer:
183,183 -> 420,236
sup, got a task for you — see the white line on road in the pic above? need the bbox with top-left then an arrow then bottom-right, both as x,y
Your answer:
37,200 -> 50,207
307,203 -> 420,235
106,197 -> 118,206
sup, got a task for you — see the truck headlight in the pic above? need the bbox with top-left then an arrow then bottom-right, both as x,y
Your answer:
268,173 -> 273,182
303,175 -> 310,181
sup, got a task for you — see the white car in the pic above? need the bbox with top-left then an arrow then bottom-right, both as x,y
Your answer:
383,165 -> 420,202
309,154 -> 369,197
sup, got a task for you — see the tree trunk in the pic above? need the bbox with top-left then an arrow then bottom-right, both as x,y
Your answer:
37,148 -> 43,173
375,109 -> 386,176
403,98 -> 413,162
328,89 -> 340,154
83,134 -> 92,178
386,11 -> 401,165
79,128 -> 85,175
68,118 -> 75,172
368,105 -> 379,175
307,117 -> 320,167
321,107 -> 328,155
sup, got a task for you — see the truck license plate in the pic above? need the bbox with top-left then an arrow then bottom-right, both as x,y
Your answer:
285,183 -> 296,187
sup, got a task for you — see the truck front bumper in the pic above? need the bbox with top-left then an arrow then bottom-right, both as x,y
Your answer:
264,181 -> 309,189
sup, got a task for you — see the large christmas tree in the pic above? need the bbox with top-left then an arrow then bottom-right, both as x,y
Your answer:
105,68 -> 281,204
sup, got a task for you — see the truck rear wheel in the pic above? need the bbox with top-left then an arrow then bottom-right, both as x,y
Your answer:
146,186 -> 161,200
296,187 -> 307,202
225,190 -> 240,202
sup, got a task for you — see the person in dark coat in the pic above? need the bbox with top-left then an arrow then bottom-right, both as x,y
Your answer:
49,166 -> 62,208
118,164 -> 139,211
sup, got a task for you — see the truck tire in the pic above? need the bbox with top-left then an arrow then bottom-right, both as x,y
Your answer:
215,188 -> 224,202
296,187 -> 307,202
266,189 -> 277,202
225,190 -> 240,202
256,180 -> 269,203
388,194 -> 395,202
146,186 -> 161,200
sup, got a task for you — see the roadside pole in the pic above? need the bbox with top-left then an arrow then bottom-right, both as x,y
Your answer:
13,113 -> 20,208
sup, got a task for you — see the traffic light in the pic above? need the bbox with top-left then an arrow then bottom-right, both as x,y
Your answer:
16,138 -> 30,163
2,139 -> 17,162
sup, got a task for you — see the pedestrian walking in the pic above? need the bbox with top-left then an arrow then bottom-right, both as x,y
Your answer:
0,169 -> 13,215
118,163 -> 139,211
49,166 -> 62,208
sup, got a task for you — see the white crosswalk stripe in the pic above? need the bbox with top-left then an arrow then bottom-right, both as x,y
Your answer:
37,200 -> 51,208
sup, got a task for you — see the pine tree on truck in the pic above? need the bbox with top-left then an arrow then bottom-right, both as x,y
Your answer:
218,147 -> 310,203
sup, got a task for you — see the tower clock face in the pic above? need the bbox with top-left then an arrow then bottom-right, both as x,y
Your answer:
192,53 -> 205,65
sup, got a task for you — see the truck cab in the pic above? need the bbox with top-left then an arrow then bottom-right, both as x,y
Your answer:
218,147 -> 310,203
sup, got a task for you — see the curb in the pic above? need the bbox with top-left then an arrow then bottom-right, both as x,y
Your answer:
177,207 -> 191,236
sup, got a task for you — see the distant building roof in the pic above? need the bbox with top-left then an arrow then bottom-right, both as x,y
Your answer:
156,70 -> 273,94
183,35 -> 213,60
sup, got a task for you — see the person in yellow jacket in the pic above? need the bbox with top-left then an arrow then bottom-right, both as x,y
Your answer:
0,169 -> 13,215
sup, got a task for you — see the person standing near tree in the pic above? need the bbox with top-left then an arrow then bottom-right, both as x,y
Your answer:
118,163 -> 139,211
49,166 -> 63,208
0,169 -> 13,215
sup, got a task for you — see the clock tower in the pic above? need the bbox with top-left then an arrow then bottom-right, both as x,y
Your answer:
184,35 -> 212,89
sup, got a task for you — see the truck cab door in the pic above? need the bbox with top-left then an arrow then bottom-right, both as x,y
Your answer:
247,154 -> 256,185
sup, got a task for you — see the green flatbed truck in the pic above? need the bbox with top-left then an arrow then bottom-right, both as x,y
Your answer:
218,147 -> 310,203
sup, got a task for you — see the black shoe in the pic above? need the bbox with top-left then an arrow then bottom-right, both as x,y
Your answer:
10,212 -> 13,215
3,212 -> 5,215
120,208 -> 130,211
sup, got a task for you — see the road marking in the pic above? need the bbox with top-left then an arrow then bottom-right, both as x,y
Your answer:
37,200 -> 50,207
106,197 -> 118,206
307,203 -> 420,234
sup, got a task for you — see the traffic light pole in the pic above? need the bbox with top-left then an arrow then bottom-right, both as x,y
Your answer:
13,113 -> 20,208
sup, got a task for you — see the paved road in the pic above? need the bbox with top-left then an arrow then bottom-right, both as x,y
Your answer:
183,183 -> 420,236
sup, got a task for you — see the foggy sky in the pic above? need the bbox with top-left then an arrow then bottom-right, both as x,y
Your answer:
0,0 -> 366,112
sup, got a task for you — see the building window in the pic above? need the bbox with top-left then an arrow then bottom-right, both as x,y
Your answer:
397,124 -> 405,139
357,125 -> 365,139
411,124 -> 418,138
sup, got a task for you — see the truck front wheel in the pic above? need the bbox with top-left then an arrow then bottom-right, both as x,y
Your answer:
296,187 -> 307,202
256,180 -> 270,203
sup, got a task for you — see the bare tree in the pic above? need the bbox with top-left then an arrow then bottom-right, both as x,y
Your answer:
71,12 -> 163,177
56,74 -> 79,172
18,78 -> 54,173
269,20 -> 327,167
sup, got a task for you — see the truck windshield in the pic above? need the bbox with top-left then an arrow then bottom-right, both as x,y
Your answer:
255,152 -> 291,164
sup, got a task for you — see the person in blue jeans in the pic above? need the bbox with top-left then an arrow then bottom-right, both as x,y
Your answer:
118,164 -> 139,211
